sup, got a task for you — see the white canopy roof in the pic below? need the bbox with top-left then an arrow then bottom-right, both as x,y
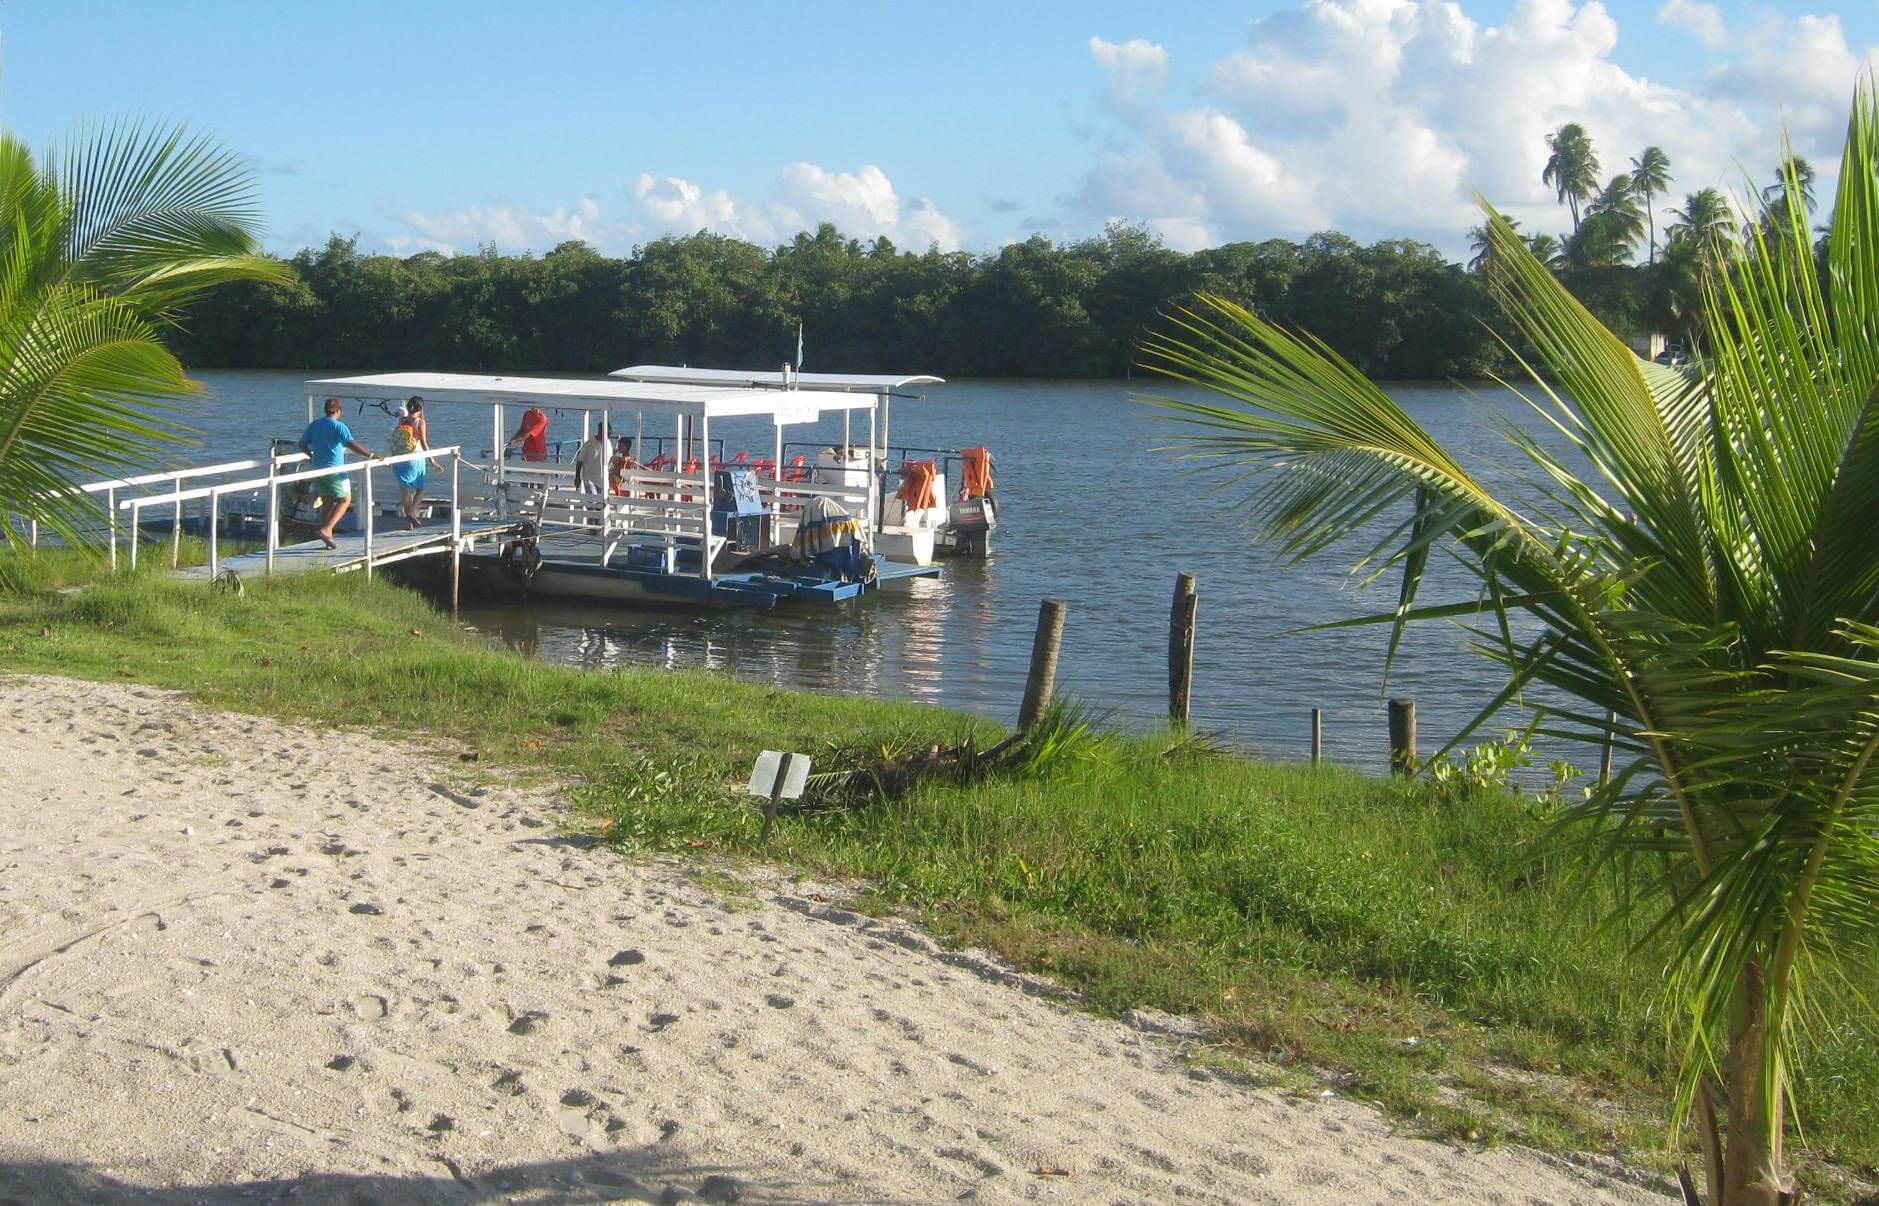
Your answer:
609,365 -> 943,392
306,372 -> 876,421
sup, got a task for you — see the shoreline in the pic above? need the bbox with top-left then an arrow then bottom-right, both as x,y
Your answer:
0,673 -> 1672,1205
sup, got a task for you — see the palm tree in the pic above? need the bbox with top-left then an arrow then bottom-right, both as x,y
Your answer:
1667,187 -> 1739,271
1525,232 -> 1566,271
0,124 -> 283,543
1758,154 -> 1817,248
1566,177 -> 1644,270
1467,217 -> 1520,272
1542,122 -> 1601,234
1146,84 -> 1879,1206
1631,146 -> 1673,263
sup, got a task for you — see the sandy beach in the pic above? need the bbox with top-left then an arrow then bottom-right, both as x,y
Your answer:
0,673 -> 1672,1205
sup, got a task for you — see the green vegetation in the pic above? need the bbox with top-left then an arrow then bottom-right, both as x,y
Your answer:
0,123 -> 283,542
1146,81 -> 1879,1206
0,556 -> 1872,1200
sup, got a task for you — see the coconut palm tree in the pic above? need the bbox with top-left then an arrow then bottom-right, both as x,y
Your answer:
1145,84 -> 1879,1206
1543,122 -> 1601,234
0,123 -> 284,543
1466,217 -> 1520,273
1667,187 -> 1739,271
1566,178 -> 1645,270
1757,154 -> 1817,249
1525,232 -> 1566,271
1631,146 -> 1674,263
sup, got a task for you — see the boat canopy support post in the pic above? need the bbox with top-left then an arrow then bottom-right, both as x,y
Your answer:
866,403 -> 877,549
700,413 -> 713,583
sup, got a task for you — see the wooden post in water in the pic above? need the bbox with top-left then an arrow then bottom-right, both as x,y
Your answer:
1168,572 -> 1197,727
1019,597 -> 1067,731
1388,697 -> 1417,775
1311,708 -> 1323,766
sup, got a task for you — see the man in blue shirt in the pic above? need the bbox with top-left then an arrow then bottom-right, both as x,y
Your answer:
298,398 -> 374,548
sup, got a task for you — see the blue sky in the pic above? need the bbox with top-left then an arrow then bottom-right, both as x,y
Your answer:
4,1 -> 1876,258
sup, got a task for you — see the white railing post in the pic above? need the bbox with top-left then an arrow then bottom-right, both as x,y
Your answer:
450,454 -> 462,616
171,493 -> 183,568
207,487 -> 220,577
128,502 -> 140,571
265,479 -> 278,577
362,466 -> 374,579
107,487 -> 117,571
27,519 -> 36,550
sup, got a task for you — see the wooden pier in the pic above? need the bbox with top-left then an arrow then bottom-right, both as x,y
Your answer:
170,518 -> 519,583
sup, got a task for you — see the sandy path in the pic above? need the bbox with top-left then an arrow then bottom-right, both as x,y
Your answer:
0,674 -> 1670,1205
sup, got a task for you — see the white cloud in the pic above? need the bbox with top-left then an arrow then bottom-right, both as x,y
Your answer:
640,162 -> 966,251
378,162 -> 963,257
1073,0 -> 1879,258
1657,0 -> 1728,50
387,198 -> 607,256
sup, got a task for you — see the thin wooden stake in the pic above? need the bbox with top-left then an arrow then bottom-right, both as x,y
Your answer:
1168,571 -> 1197,727
1388,697 -> 1417,776
1311,708 -> 1323,766
1019,597 -> 1067,731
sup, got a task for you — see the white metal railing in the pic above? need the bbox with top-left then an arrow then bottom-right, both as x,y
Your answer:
119,445 -> 463,580
11,454 -> 315,569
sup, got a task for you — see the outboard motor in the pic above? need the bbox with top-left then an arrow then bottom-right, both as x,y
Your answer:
948,444 -> 997,558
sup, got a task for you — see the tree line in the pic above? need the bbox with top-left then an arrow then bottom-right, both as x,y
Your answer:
171,128 -> 1815,382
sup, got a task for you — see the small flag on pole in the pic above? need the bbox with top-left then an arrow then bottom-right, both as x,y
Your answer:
796,322 -> 805,372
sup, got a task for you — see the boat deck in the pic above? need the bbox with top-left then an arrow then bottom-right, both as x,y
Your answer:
171,518 -> 519,582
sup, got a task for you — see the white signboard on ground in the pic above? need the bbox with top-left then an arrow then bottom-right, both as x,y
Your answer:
747,749 -> 811,800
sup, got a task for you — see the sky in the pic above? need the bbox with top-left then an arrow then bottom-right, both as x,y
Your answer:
3,0 -> 1877,260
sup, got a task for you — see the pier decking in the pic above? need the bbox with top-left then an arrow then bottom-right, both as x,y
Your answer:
171,517 -> 519,583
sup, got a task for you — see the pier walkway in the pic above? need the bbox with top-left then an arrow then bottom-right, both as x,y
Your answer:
170,517 -> 519,583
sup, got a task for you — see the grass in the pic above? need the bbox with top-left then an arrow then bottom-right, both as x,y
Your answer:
0,545 -> 1873,1201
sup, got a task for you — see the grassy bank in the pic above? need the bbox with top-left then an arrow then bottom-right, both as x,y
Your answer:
1,550 -> 1873,1199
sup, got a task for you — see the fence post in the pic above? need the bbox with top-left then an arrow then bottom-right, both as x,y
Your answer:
362,467 -> 374,580
1599,708 -> 1616,786
449,456 -> 462,617
1168,571 -> 1197,727
128,502 -> 139,570
1311,707 -> 1323,766
1018,597 -> 1067,731
107,487 -> 117,571
207,488 -> 220,578
171,494 -> 183,569
1388,697 -> 1417,775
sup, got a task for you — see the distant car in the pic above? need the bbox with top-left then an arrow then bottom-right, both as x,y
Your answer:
1653,344 -> 1691,367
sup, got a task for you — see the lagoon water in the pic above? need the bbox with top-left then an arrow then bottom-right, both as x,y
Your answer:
186,369 -> 1575,773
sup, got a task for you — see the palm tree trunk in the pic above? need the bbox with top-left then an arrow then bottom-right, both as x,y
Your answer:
1717,959 -> 1787,1205
1647,192 -> 1657,265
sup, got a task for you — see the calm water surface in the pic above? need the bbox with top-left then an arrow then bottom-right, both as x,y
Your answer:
186,370 -> 1574,773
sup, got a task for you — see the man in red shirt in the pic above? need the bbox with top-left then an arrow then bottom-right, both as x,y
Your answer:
505,407 -> 550,462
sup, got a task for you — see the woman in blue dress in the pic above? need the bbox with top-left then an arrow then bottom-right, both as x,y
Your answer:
389,396 -> 433,529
